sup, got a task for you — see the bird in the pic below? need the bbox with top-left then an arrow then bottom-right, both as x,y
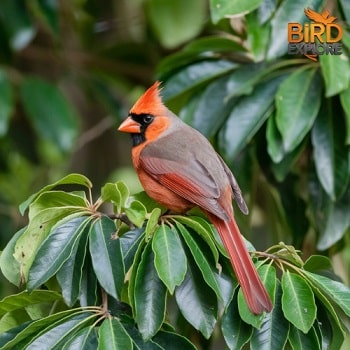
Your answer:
304,8 -> 336,25
118,81 -> 272,314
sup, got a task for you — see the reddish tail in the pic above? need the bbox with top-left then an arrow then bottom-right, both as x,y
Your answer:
209,214 -> 272,314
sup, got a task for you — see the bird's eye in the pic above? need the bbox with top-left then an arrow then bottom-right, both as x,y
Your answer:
143,114 -> 154,124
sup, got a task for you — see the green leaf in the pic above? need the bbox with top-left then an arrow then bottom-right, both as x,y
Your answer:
192,75 -> 234,138
157,36 -> 245,77
0,0 -> 36,50
311,102 -> 349,200
303,271 -> 350,317
19,173 -> 92,215
0,227 -> 24,286
0,290 -> 61,318
25,311 -> 95,350
320,53 -> 350,97
220,74 -> 285,159
173,216 -> 220,264
152,223 -> 187,294
238,265 -> 276,328
267,0 -> 323,59
27,216 -> 92,291
62,325 -> 98,350
79,256 -> 100,307
309,169 -> 350,250
281,271 -> 316,334
146,0 -> 206,48
152,330 -> 197,350
124,200 -> 147,228
210,0 -> 262,24
222,295 -> 253,350
340,86 -> 350,145
101,182 -> 129,213
246,10 -> 270,61
15,209 -> 86,282
145,207 -> 161,238
0,69 -> 14,136
98,318 -> 133,350
276,68 -> 322,152
36,0 -> 59,35
303,255 -> 332,273
176,222 -> 222,300
134,242 -> 167,340
120,227 -> 145,272
174,252 -> 217,339
250,282 -> 289,350
288,324 -> 320,350
89,217 -> 125,300
20,77 -> 79,152
161,60 -> 238,101
0,309 -> 84,349
57,226 -> 89,306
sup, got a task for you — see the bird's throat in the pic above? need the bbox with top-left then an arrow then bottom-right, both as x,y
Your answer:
131,133 -> 146,147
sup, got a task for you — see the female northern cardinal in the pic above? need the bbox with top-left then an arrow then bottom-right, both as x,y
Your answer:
118,82 -> 272,314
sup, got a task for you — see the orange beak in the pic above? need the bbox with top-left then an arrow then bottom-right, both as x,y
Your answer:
118,117 -> 141,133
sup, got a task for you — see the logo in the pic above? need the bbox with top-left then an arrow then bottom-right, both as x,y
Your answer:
288,8 -> 343,61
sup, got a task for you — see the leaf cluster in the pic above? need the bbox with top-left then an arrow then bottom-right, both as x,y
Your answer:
0,174 -> 349,349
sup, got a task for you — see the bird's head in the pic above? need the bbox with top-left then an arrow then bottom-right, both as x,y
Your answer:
118,81 -> 171,146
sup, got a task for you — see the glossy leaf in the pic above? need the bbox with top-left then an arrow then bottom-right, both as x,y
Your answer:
210,0 -> 262,24
0,227 -> 24,286
175,253 -> 217,339
220,74 -> 285,160
101,181 -> 129,213
281,271 -> 316,333
309,169 -> 350,250
192,75 -> 234,138
320,53 -> 350,97
176,222 -> 222,300
161,60 -> 238,101
311,101 -> 349,200
27,216 -> 92,291
79,256 -> 100,307
251,282 -> 289,350
145,207 -> 161,238
152,223 -> 187,294
146,0 -> 206,48
238,264 -> 276,329
267,0 -> 323,59
89,217 -> 125,300
124,200 -> 147,228
20,77 -> 79,152
57,227 -> 89,306
276,68 -> 321,152
303,255 -> 332,274
62,325 -> 98,350
25,311 -> 95,350
134,242 -> 167,340
0,290 -> 61,318
0,69 -> 14,136
152,330 -> 197,350
174,216 -> 220,263
340,86 -> 350,145
0,309 -> 83,349
304,271 -> 350,317
98,318 -> 133,350
288,324 -> 320,350
19,173 -> 92,215
222,294 -> 252,350
120,227 -> 145,272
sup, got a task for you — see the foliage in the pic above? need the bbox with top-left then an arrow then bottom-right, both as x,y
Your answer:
1,0 -> 350,348
0,174 -> 349,349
